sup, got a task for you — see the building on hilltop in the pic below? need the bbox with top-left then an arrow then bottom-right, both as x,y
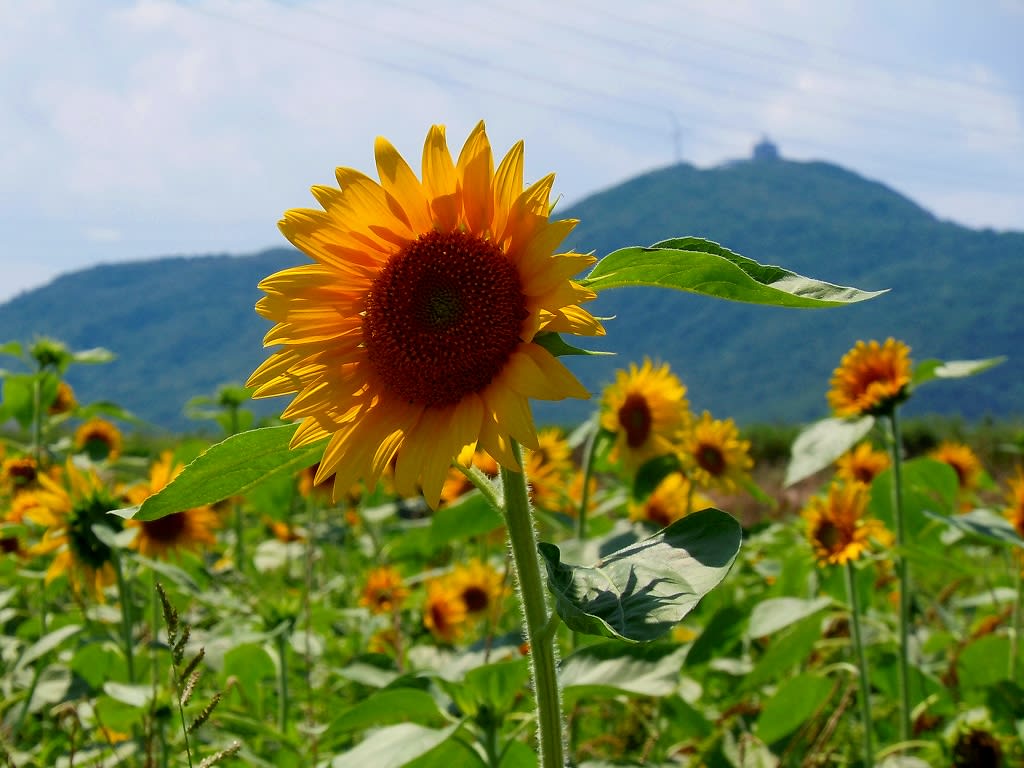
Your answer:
752,136 -> 780,161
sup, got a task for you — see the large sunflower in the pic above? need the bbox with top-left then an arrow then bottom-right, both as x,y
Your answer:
25,460 -> 122,598
828,338 -> 912,418
123,452 -> 219,560
248,123 -> 604,507
599,359 -> 689,470
802,481 -> 891,567
679,411 -> 753,493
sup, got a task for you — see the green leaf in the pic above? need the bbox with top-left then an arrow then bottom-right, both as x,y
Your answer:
332,688 -> 446,733
532,331 -> 611,357
15,623 -> 83,673
539,508 -> 742,642
224,643 -> 277,706
561,641 -> 686,700
457,658 -> 531,716
583,237 -> 885,307
923,508 -> 1024,549
2,373 -> 37,430
632,454 -> 683,500
685,603 -> 750,668
957,635 -> 1013,689
71,347 -> 116,365
755,673 -> 834,743
744,614 -> 824,691
912,356 -> 1006,387
103,681 -> 154,708
784,416 -> 875,487
0,341 -> 23,359
746,597 -> 832,639
111,425 -> 324,521
330,724 -> 457,768
71,643 -> 128,690
870,458 -> 958,535
429,492 -> 504,549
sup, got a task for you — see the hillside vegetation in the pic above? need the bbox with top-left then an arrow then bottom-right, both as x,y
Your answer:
1,153 -> 1020,431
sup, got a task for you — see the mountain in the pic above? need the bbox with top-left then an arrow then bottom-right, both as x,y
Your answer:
1,151 -> 1021,432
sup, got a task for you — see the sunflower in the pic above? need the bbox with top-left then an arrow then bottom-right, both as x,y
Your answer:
298,461 -> 363,506
835,442 -> 890,485
561,470 -> 600,519
25,460 -> 122,598
929,441 -> 982,493
49,381 -> 77,415
423,578 -> 467,643
74,418 -> 122,462
629,472 -> 712,528
600,359 -> 689,470
679,411 -> 753,493
525,427 -> 574,510
359,565 -> 409,614
802,481 -> 891,566
2,456 -> 40,493
447,558 -> 507,619
828,338 -> 912,418
123,452 -> 219,560
247,122 -> 604,507
1003,467 -> 1024,540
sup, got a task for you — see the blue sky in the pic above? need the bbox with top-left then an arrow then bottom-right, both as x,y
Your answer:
2,0 -> 1022,302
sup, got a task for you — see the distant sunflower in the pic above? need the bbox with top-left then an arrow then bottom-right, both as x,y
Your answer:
802,481 -> 891,567
828,338 -> 912,418
680,411 -> 753,493
247,122 -> 604,507
600,359 -> 689,470
525,427 -> 574,510
448,558 -> 507,619
25,460 -> 122,598
48,381 -> 77,415
123,452 -> 219,560
2,457 -> 40,492
423,578 -> 467,643
359,565 -> 409,614
1003,467 -> 1024,540
930,441 -> 983,493
835,442 -> 890,485
629,472 -> 712,528
74,418 -> 122,462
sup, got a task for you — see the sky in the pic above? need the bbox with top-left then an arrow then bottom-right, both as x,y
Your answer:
1,0 -> 1022,303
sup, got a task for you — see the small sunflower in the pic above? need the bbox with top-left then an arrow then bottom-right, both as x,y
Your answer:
25,460 -> 122,598
525,427 -> 574,510
264,516 -> 305,543
49,381 -> 77,415
929,441 -> 983,493
680,411 -> 753,493
1003,467 -> 1024,540
447,558 -> 507,619
423,578 -> 467,643
359,565 -> 409,614
248,122 -> 605,507
2,456 -> 40,492
835,442 -> 890,485
600,359 -> 689,470
828,338 -> 912,418
123,453 -> 219,560
629,472 -> 712,528
74,418 -> 122,462
802,481 -> 891,567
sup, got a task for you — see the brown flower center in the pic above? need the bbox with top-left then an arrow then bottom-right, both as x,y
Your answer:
696,443 -> 726,476
816,521 -> 842,552
462,585 -> 490,614
364,230 -> 527,407
141,511 -> 188,544
618,393 -> 652,448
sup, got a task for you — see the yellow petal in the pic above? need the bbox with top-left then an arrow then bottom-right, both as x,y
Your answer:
422,125 -> 458,230
374,136 -> 433,233
455,121 -> 493,235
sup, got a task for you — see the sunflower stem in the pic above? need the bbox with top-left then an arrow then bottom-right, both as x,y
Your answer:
576,419 -> 599,541
500,441 -> 565,768
1010,559 -> 1022,681
112,551 -> 136,684
886,408 -> 911,742
844,561 -> 874,765
31,374 -> 43,466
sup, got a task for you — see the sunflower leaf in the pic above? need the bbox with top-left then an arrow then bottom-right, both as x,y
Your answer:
532,331 -> 612,357
582,237 -> 885,307
539,508 -> 741,643
110,425 -> 325,521
912,356 -> 1006,387
784,416 -> 875,487
922,508 -> 1024,549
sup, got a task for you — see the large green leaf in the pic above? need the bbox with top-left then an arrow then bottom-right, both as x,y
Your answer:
330,723 -> 458,768
869,458 -> 958,535
784,416 -> 875,487
539,508 -> 741,642
582,237 -> 885,307
746,597 -> 832,639
331,688 -> 447,733
561,641 -> 686,700
755,673 -> 834,743
429,492 -> 504,549
923,508 -> 1024,549
111,424 -> 324,521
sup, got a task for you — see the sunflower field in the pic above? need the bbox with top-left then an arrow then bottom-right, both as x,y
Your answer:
1,124 -> 1022,768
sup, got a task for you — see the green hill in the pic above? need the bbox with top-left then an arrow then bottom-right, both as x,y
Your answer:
1,153 -> 1020,432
